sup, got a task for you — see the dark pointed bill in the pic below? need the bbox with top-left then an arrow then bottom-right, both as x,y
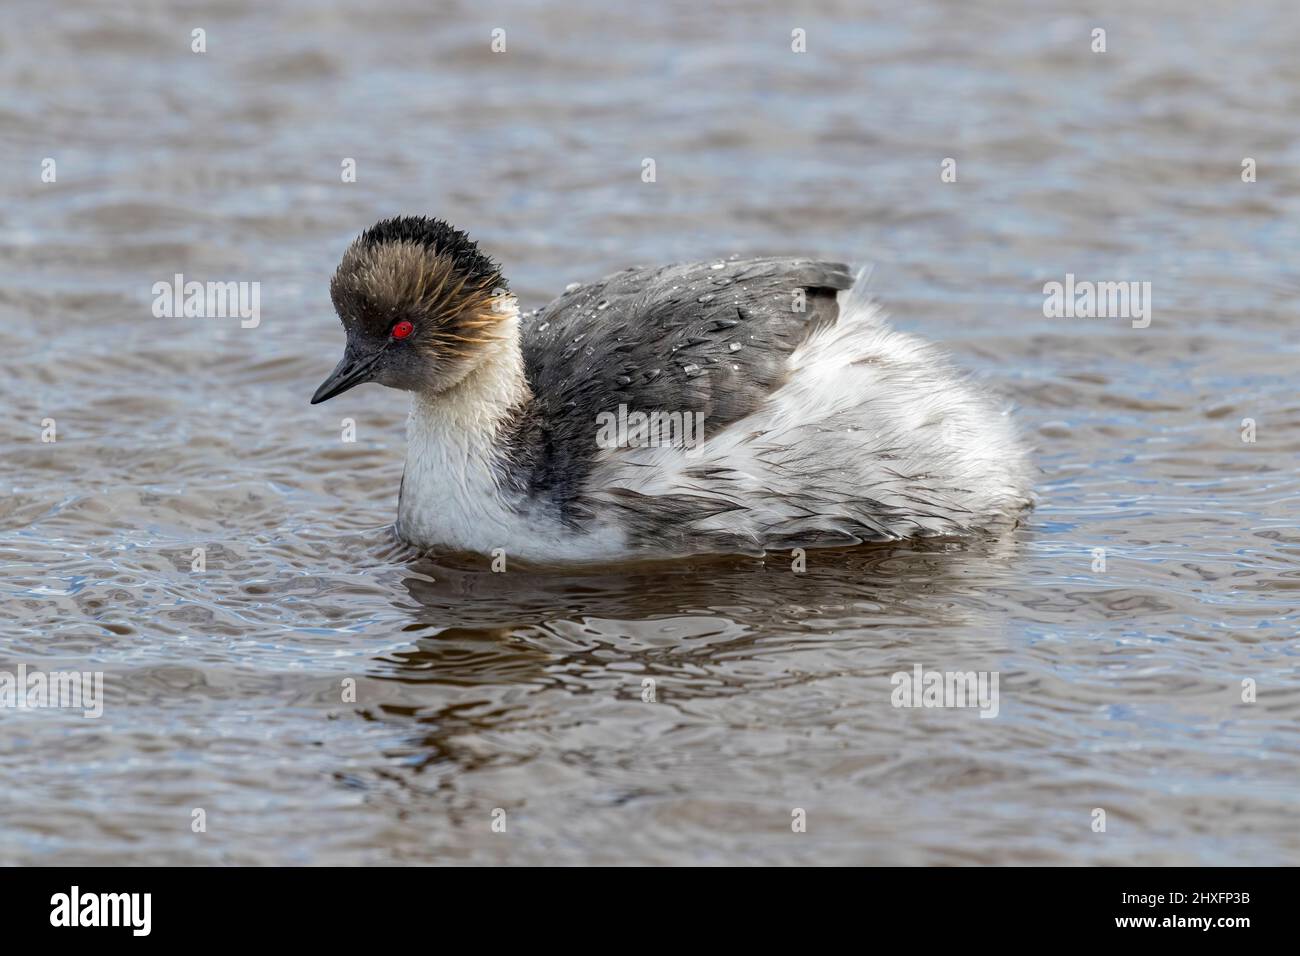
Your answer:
310,347 -> 383,404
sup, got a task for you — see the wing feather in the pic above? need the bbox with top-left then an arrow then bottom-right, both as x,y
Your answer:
510,257 -> 853,515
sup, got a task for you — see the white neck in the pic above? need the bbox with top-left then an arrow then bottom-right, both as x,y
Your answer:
409,310 -> 530,441
396,309 -> 532,551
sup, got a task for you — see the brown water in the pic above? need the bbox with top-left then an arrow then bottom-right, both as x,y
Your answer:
2,0 -> 1298,865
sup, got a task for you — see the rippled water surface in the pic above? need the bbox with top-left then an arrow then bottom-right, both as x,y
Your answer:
2,0 -> 1299,864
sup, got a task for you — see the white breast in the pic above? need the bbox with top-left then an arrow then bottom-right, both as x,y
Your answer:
395,333 -> 628,562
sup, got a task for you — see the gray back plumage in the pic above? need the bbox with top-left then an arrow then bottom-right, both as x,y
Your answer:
505,257 -> 853,517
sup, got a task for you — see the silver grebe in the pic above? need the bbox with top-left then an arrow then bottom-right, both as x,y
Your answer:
311,216 -> 1032,561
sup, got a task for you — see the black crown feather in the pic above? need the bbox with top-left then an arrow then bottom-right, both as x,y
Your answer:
359,216 -> 505,290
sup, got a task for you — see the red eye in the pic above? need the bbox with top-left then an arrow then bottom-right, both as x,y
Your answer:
392,320 -> 413,340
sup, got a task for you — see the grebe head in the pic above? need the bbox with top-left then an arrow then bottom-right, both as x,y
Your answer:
311,216 -> 513,404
